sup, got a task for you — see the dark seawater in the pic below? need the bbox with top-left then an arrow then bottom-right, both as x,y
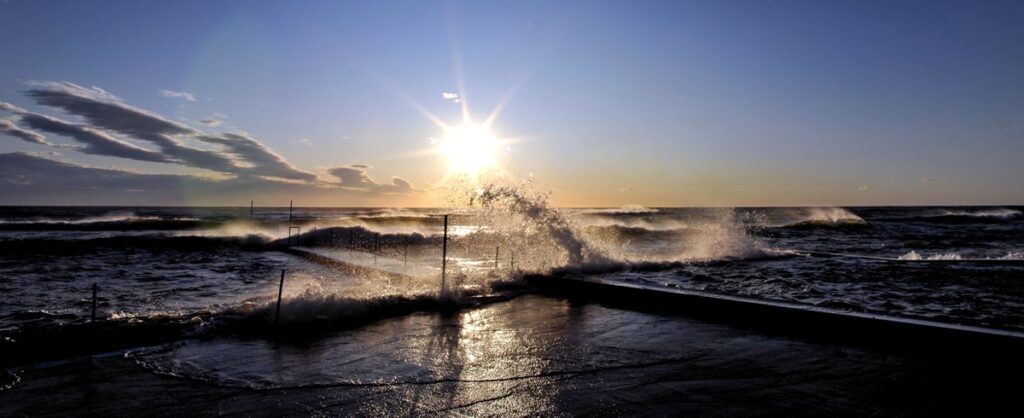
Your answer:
0,205 -> 1021,371
577,207 -> 1024,330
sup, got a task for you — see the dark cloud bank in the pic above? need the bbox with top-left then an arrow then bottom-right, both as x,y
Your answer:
0,81 -> 416,205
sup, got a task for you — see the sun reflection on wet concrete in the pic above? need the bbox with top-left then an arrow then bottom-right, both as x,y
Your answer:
103,293 -> 1017,416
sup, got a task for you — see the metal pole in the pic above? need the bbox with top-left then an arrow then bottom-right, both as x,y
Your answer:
288,200 -> 294,246
441,215 -> 448,293
275,269 -> 285,324
495,246 -> 499,271
510,250 -> 515,272
91,282 -> 98,322
250,200 -> 254,231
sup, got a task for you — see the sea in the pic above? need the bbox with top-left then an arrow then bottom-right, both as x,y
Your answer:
1,197 -> 1022,389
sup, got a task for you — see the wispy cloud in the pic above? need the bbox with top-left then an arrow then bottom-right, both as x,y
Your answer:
0,152 -> 292,204
18,112 -> 168,162
20,82 -> 230,171
159,89 -> 196,102
199,118 -> 224,127
0,118 -> 48,145
199,132 -> 317,181
0,80 -> 417,200
921,176 -> 937,183
329,164 -> 416,194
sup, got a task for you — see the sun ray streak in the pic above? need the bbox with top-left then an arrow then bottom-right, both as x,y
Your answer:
483,66 -> 533,129
360,61 -> 451,131
446,2 -> 472,124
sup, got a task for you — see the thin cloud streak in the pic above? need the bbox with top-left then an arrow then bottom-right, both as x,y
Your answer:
0,118 -> 48,145
0,80 -> 416,200
159,89 -> 196,102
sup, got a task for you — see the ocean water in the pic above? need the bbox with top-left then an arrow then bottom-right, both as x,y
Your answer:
0,203 -> 1022,371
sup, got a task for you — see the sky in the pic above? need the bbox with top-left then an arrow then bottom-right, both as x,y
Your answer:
1,0 -> 1022,207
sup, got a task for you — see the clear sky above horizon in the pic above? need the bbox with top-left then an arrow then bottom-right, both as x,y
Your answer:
1,0 -> 1022,207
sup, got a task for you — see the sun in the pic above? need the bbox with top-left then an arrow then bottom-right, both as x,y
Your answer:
439,122 -> 500,176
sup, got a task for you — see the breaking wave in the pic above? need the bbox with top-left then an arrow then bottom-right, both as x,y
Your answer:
897,251 -> 964,261
879,208 -> 1023,224
469,184 -> 610,266
577,205 -> 660,215
0,214 -> 213,231
678,209 -> 784,261
935,208 -> 1022,219
896,250 -> 1024,262
776,208 -> 866,229
0,234 -> 272,254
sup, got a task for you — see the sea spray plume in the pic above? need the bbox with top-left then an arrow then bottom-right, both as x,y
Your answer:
681,208 -> 779,261
936,208 -> 1021,219
773,207 -> 866,228
806,207 -> 864,223
468,184 -> 610,266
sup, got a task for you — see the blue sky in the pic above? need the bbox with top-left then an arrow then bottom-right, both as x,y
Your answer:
1,0 -> 1022,206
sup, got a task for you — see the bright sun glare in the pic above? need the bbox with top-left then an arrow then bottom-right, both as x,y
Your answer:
439,122 -> 500,176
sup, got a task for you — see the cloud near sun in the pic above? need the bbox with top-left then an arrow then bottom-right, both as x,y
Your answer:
0,81 -> 416,204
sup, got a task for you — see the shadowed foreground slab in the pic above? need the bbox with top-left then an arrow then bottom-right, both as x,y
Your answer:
1,294 -> 1018,416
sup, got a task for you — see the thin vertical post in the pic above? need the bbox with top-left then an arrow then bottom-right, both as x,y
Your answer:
275,269 -> 285,324
91,282 -> 98,322
288,200 -> 294,246
510,250 -> 516,272
495,246 -> 500,271
373,233 -> 378,265
250,200 -> 254,231
404,235 -> 409,273
441,215 -> 448,293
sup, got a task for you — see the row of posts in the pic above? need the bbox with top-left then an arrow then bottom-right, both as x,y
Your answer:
88,207 -> 517,324
269,212 -> 520,323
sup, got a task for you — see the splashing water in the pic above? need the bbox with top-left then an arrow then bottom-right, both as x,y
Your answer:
770,207 -> 866,228
804,207 -> 865,223
680,208 -> 779,261
898,251 -> 963,261
936,208 -> 1022,219
468,184 -> 610,266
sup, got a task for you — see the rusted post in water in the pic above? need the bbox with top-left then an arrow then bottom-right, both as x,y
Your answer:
275,269 -> 285,324
250,200 -> 254,231
495,246 -> 500,271
510,250 -> 516,272
91,283 -> 98,322
441,215 -> 448,293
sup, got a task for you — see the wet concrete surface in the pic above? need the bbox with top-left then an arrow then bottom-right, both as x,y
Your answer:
1,294 -> 1019,416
